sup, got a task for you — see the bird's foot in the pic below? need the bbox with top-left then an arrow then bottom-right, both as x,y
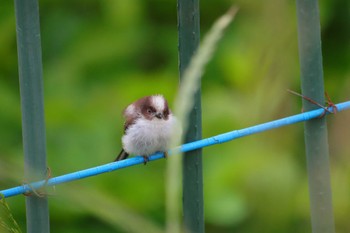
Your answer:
142,155 -> 149,165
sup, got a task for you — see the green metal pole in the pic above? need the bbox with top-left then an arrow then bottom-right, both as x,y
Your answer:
177,0 -> 204,232
296,0 -> 335,232
14,0 -> 50,232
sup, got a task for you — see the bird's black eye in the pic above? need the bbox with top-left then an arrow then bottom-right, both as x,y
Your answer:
147,107 -> 156,114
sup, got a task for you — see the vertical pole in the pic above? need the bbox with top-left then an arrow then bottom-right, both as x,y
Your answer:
177,0 -> 204,233
14,0 -> 50,232
296,0 -> 335,232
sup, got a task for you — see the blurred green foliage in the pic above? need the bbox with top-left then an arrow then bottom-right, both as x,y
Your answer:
0,0 -> 349,232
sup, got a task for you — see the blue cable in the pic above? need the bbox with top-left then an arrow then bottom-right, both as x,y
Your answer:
1,101 -> 350,198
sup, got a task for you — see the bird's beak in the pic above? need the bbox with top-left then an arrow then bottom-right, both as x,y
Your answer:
155,113 -> 163,119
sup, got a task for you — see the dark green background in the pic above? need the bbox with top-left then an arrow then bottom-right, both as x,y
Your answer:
0,0 -> 349,232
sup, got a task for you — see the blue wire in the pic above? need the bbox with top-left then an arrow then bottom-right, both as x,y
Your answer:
1,101 -> 350,198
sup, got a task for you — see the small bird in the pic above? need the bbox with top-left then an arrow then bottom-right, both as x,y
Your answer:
114,95 -> 176,164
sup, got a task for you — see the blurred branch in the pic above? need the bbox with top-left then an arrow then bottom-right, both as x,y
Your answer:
14,0 -> 49,231
296,0 -> 335,232
169,5 -> 238,233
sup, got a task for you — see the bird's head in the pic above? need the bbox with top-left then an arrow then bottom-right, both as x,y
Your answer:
136,95 -> 171,121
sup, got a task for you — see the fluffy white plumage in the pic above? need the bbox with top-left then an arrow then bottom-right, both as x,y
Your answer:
122,114 -> 176,155
119,95 -> 176,158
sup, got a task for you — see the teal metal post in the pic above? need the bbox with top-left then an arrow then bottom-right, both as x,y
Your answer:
296,0 -> 335,232
177,0 -> 204,232
14,0 -> 50,232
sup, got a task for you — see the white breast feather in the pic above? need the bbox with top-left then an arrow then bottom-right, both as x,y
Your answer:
122,115 -> 176,155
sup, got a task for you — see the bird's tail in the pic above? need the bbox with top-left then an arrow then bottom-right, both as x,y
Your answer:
114,149 -> 129,162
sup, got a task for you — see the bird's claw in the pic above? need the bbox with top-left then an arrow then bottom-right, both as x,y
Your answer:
142,155 -> 149,165
142,152 -> 168,165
